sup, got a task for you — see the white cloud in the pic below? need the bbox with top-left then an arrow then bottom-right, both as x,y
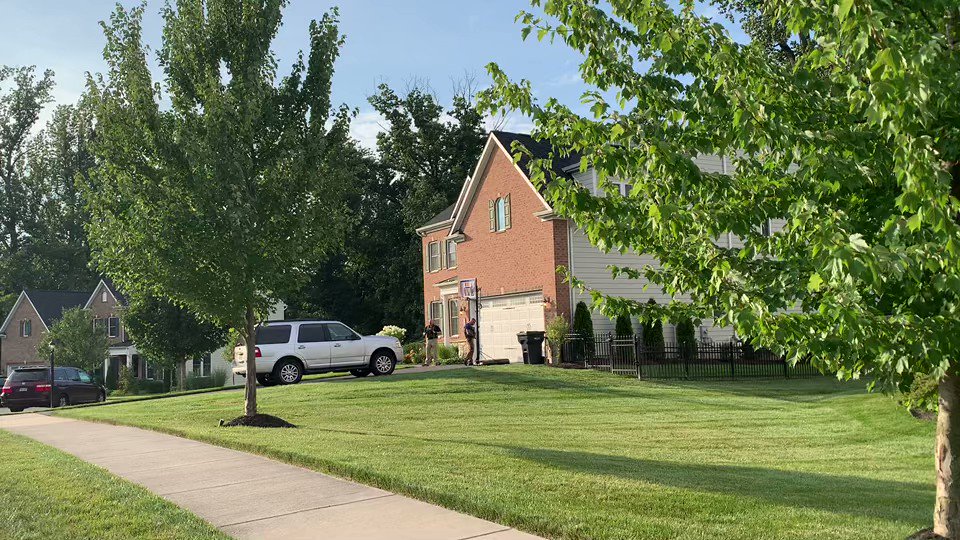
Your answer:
349,110 -> 386,150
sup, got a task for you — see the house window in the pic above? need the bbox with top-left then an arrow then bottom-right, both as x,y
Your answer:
445,240 -> 457,269
108,317 -> 120,338
489,195 -> 511,232
428,241 -> 441,272
429,301 -> 443,325
193,354 -> 212,376
447,299 -> 460,337
94,318 -> 105,333
101,290 -> 108,303
19,319 -> 31,338
620,183 -> 634,196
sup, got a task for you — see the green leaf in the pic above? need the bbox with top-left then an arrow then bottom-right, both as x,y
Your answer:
808,273 -> 824,293
838,0 -> 854,21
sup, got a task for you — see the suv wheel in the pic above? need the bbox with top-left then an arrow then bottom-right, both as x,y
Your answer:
371,352 -> 396,376
256,373 -> 277,387
97,391 -> 106,403
57,394 -> 69,408
274,359 -> 303,385
350,369 -> 371,378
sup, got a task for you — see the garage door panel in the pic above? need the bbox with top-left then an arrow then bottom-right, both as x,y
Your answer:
478,293 -> 544,363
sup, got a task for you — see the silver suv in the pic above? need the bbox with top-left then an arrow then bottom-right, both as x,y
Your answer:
233,320 -> 403,386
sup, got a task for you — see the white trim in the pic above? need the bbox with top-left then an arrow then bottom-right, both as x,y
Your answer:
415,218 -> 454,236
567,221 -> 576,318
0,291 -> 49,334
84,280 -> 118,309
533,209 -> 560,221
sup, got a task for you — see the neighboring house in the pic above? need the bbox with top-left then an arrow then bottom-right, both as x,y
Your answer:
0,278 -> 285,385
417,131 -> 785,363
0,289 -> 90,374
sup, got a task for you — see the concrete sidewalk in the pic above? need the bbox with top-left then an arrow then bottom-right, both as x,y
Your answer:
0,414 -> 542,540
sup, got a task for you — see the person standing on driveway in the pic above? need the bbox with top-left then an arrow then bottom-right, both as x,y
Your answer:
423,319 -> 442,366
463,318 -> 477,366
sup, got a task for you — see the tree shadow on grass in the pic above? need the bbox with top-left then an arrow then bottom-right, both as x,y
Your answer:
503,446 -> 932,523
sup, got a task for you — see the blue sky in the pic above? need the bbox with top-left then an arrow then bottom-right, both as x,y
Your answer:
2,0 -> 740,148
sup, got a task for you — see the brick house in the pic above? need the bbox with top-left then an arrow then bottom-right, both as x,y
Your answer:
0,289 -> 90,373
0,278 -> 280,384
417,131 -> 785,363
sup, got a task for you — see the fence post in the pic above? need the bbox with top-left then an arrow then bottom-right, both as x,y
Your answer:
634,333 -> 642,379
607,332 -> 614,372
730,342 -> 736,380
783,356 -> 789,379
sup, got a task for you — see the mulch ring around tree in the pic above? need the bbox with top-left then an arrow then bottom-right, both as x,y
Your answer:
907,528 -> 946,540
222,414 -> 296,428
910,409 -> 937,422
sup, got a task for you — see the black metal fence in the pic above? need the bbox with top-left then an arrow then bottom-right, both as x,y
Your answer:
560,333 -> 820,380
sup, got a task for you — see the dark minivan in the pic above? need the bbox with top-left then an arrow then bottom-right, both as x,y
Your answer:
1,367 -> 106,412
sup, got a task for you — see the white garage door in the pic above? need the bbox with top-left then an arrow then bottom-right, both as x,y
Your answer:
478,292 -> 545,363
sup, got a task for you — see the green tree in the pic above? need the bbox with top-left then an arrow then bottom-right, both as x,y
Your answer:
85,2 -> 350,419
123,295 -> 227,391
614,313 -> 633,336
39,307 -> 108,372
675,317 -> 697,361
641,299 -> 664,350
484,0 -> 960,533
572,301 -> 594,338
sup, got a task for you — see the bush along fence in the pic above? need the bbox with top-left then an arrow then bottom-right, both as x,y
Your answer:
560,333 -> 821,380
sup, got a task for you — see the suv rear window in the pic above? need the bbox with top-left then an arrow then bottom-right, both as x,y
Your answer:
9,369 -> 48,382
256,324 -> 292,345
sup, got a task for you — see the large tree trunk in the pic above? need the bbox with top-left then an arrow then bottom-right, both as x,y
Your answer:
936,374 -> 960,538
244,304 -> 257,417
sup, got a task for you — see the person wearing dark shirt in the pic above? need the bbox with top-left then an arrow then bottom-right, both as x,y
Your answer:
423,319 -> 442,366
463,318 -> 477,366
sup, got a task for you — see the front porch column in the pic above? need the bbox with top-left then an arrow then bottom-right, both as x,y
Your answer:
126,351 -> 133,370
103,358 -> 110,381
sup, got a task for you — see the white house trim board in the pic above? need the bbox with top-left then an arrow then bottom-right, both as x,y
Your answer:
0,291 -> 49,334
83,279 -> 118,309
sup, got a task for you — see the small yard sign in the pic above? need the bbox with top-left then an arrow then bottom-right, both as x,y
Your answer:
459,279 -> 477,299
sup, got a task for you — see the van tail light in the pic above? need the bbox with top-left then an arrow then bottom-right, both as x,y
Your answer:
0,387 -> 11,395
35,384 -> 51,393
255,347 -> 262,358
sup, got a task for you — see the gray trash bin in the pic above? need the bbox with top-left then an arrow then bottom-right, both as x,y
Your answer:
517,331 -> 546,365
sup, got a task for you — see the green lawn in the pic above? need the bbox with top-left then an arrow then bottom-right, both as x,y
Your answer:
0,429 -> 225,540
59,365 -> 934,540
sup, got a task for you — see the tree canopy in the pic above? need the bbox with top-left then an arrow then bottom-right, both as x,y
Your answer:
39,307 -> 108,372
483,0 -> 960,534
85,1 -> 352,417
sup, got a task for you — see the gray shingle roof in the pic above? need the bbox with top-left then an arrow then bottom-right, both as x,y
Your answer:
422,203 -> 456,229
491,131 -> 581,178
23,290 -> 90,328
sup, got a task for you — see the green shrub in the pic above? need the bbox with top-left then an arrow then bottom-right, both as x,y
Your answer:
545,314 -> 569,364
614,313 -> 633,336
105,363 -> 119,391
115,365 -> 137,395
437,344 -> 462,365
641,299 -> 665,349
573,301 -> 594,338
899,373 -> 939,412
675,317 -> 697,360
184,373 -> 217,390
136,379 -> 168,394
403,342 -> 424,364
210,368 -> 228,387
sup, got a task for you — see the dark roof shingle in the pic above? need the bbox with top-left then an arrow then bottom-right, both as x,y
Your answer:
421,203 -> 456,229
23,290 -> 90,328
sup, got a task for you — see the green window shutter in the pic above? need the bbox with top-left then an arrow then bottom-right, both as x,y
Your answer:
504,194 -> 512,229
489,199 -> 495,231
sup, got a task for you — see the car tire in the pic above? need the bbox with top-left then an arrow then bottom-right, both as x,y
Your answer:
57,394 -> 69,408
350,369 -> 371,378
97,391 -> 106,403
370,351 -> 397,376
273,359 -> 303,385
256,373 -> 277,387
8,407 -> 23,413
